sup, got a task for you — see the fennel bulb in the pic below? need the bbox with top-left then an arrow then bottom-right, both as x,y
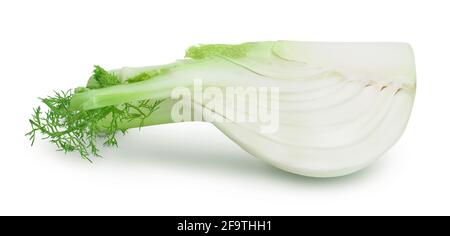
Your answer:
27,41 -> 416,177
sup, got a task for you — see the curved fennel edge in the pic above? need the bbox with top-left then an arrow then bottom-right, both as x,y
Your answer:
209,93 -> 415,178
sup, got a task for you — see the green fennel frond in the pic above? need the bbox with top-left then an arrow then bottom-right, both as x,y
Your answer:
88,65 -> 121,89
26,66 -> 164,161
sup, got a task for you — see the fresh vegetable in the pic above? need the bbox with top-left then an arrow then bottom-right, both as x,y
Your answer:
27,41 -> 416,177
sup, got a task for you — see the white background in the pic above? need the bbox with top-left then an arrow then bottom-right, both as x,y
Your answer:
0,0 -> 449,216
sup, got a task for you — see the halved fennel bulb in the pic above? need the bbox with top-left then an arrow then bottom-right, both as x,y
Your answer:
29,41 -> 416,178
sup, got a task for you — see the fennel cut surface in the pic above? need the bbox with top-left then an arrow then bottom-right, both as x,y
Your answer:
27,41 -> 416,178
